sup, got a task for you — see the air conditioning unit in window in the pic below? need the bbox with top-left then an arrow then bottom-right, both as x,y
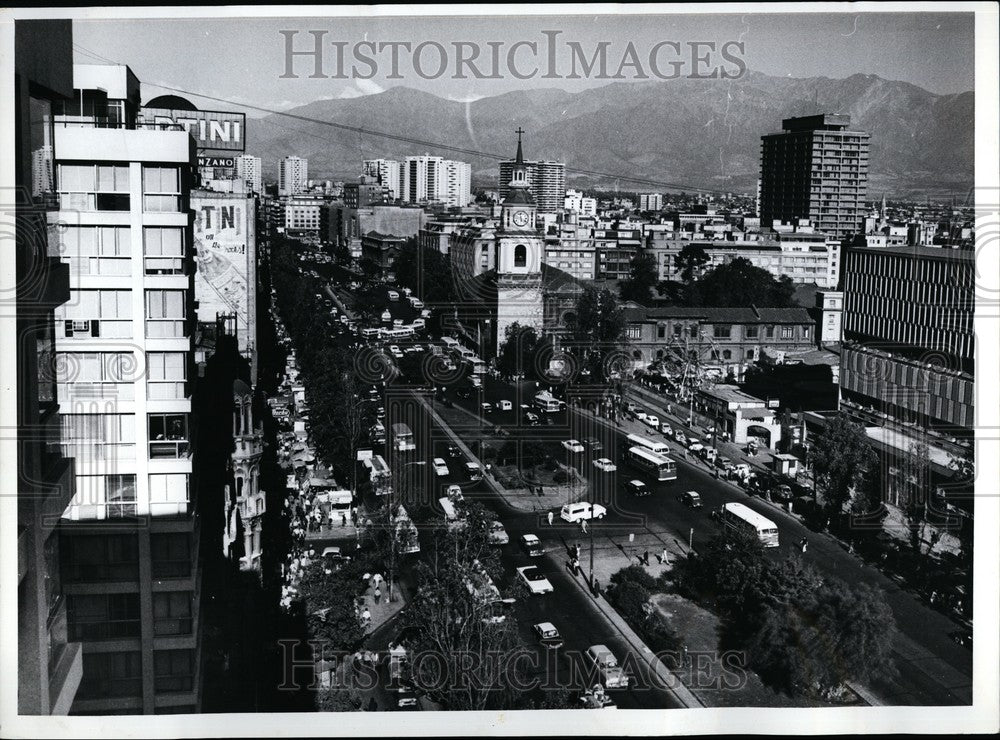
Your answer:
65,320 -> 92,337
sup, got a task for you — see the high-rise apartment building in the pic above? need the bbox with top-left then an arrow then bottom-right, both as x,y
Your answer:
396,155 -> 471,207
48,63 -> 202,715
759,114 -> 869,241
499,159 -> 566,214
12,18 -> 83,716
362,158 -> 403,200
277,156 -> 308,197
443,159 -> 472,208
234,155 -> 262,195
639,193 -> 663,212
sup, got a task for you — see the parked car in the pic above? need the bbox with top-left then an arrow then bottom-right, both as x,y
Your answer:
584,644 -> 629,689
481,402 -> 493,413
560,502 -> 607,522
644,415 -> 660,431
520,533 -> 544,557
592,458 -> 617,472
583,437 -> 603,453
660,424 -> 673,439
773,483 -> 794,502
432,458 -> 450,477
626,479 -> 651,497
498,400 -> 513,411
678,490 -> 702,508
517,565 -> 554,594
702,447 -> 718,464
687,441 -> 704,454
533,622 -> 564,650
673,431 -> 687,446
446,484 -> 464,501
488,521 -> 509,545
524,411 -> 541,425
465,462 -> 482,481
635,411 -> 648,422
716,456 -> 734,473
562,439 -> 585,454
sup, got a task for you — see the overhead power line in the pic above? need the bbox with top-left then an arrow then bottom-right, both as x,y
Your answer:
73,42 -> 731,195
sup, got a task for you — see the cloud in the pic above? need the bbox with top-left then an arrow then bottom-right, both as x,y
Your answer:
448,94 -> 486,103
337,79 -> 385,99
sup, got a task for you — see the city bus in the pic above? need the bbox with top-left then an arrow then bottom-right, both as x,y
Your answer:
624,446 -> 677,481
467,357 -> 488,375
534,391 -> 565,413
625,433 -> 670,456
392,423 -> 416,452
383,326 -> 415,340
718,502 -> 779,548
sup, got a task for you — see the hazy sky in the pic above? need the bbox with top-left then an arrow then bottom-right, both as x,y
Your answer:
71,11 -> 976,116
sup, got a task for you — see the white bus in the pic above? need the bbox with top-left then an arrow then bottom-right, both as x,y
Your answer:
456,346 -> 476,362
534,391 -> 565,413
392,423 -> 416,452
625,433 -> 670,456
624,446 -> 677,482
718,502 -> 779,548
383,326 -> 415,339
468,357 -> 487,375
361,327 -> 381,340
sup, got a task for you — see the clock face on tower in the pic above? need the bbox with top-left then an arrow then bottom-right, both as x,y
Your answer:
512,210 -> 529,227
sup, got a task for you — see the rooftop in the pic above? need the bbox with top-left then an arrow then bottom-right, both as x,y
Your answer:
623,306 -> 814,324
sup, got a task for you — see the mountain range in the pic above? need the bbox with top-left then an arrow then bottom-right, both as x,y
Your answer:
247,71 -> 974,199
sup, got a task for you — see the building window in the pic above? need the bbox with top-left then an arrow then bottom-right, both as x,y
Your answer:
60,413 -> 136,468
514,244 -> 527,267
67,593 -> 141,640
151,533 -> 191,578
56,289 -> 132,339
689,325 -> 698,338
78,651 -> 142,699
149,473 -> 190,516
153,592 -> 193,636
61,534 -> 139,583
765,325 -> 775,339
148,414 -> 189,458
657,324 -> 666,339
55,352 -> 137,402
673,324 -> 682,337
105,474 -> 138,517
626,325 -> 641,340
745,325 -> 759,339
147,352 -> 187,400
144,227 -> 184,275
58,164 -> 130,211
745,348 -> 755,360
154,649 -> 195,693
781,326 -> 794,340
59,226 -> 132,276
803,326 -> 811,340
713,325 -> 732,339
143,166 -> 181,212
722,349 -> 732,360
145,289 -> 187,338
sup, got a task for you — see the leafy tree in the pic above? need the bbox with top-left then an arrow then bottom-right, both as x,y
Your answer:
496,322 -> 540,381
393,238 -> 456,304
619,250 -> 658,305
298,560 -> 368,658
946,453 -> 974,565
808,413 -> 877,520
690,257 -> 797,307
674,243 -> 710,283
846,464 -> 889,545
674,530 -> 770,614
901,441 -> 939,554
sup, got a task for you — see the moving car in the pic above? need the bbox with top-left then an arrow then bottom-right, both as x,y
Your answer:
673,431 -> 687,446
432,458 -> 450,477
465,462 -> 482,481
583,437 -> 603,453
533,622 -> 564,650
592,458 -> 617,472
678,490 -> 703,508
560,502 -> 607,522
660,424 -> 673,439
584,644 -> 629,689
687,441 -> 705,454
517,565 -> 554,594
626,479 -> 650,497
772,483 -> 794,502
387,290 -> 400,301
716,456 -> 734,473
489,521 -> 509,545
644,415 -> 660,431
562,439 -> 585,454
446,484 -> 464,501
520,533 -> 544,557
481,402 -> 493,413
498,400 -> 513,411
635,411 -> 648,422
524,411 -> 540,426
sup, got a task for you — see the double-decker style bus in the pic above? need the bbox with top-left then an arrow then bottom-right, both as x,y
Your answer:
392,422 -> 416,452
534,391 -> 565,413
625,433 -> 670,456
624,446 -> 678,481
718,502 -> 780,548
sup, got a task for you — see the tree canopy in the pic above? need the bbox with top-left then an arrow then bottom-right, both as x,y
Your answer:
619,250 -> 659,305
808,412 -> 878,519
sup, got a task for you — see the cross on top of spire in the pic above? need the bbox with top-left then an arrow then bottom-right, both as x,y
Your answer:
514,127 -> 525,165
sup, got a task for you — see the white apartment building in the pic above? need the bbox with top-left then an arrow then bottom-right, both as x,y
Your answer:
278,156 -> 308,196
443,159 -> 472,208
399,154 -> 472,207
47,63 -> 202,715
564,189 -> 597,216
639,193 -> 663,212
235,154 -> 262,195
362,158 -> 403,200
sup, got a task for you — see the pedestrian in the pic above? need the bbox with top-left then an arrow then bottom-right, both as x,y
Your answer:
593,578 -> 600,596
373,572 -> 383,589
374,586 -> 382,604
572,557 -> 580,576
367,696 -> 378,712
547,511 -> 554,526
581,519 -> 588,534
661,547 -> 669,565
800,537 -> 808,553
682,644 -> 690,666
341,512 -> 347,527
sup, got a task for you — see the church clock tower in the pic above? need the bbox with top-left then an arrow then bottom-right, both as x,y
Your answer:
495,128 -> 545,355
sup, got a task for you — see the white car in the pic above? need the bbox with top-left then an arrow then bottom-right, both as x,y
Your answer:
644,415 -> 660,430
585,644 -> 629,689
498,400 -> 513,411
673,432 -> 687,446
446,484 -> 464,501
389,344 -> 401,355
560,502 -> 607,523
562,439 -> 585,454
687,441 -> 705,454
481,402 -> 493,413
635,411 -> 648,422
489,521 -> 509,545
517,565 -> 554,595
432,458 -> 450,477
593,458 -> 617,472
660,424 -> 674,439
393,319 -> 404,328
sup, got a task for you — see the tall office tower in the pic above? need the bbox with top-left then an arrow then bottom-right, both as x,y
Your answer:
362,158 -> 402,200
234,155 -> 262,195
498,159 -> 566,214
442,159 -> 472,208
277,156 -> 308,196
402,154 -> 443,204
839,245 -> 974,507
759,114 -> 869,241
11,18 -> 83,716
49,63 -> 203,715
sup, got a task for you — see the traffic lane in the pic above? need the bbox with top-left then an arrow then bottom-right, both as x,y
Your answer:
493,532 -> 680,709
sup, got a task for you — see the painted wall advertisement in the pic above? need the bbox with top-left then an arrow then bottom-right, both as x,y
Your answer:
192,193 -> 257,363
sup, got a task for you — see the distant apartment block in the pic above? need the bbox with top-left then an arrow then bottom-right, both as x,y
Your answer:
278,156 -> 308,196
234,155 -> 262,195
639,193 -> 663,212
499,159 -> 566,213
